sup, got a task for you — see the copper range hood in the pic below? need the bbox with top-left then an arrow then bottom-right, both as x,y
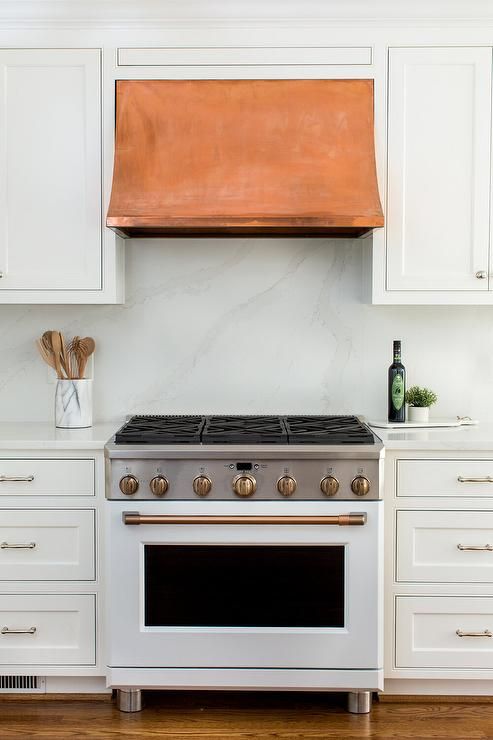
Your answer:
107,79 -> 384,238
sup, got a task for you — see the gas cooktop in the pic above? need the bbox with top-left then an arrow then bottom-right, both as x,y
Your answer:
114,415 -> 376,446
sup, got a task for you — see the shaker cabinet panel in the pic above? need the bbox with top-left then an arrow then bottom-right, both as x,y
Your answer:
395,596 -> 493,669
396,510 -> 493,583
386,47 -> 492,292
0,509 -> 95,581
0,49 -> 102,292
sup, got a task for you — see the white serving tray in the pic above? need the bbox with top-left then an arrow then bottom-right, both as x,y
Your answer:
369,417 -> 478,429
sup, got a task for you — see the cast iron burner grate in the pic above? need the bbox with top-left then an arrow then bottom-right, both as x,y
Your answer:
284,415 -> 375,445
114,415 -> 204,444
202,416 -> 287,444
114,415 -> 375,445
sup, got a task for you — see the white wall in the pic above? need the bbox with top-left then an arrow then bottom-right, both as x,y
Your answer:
0,237 -> 491,424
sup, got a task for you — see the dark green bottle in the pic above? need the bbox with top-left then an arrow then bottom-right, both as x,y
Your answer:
388,340 -> 406,422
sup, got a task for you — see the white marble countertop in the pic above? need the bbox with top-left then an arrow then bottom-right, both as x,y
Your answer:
372,423 -> 493,451
0,420 -> 492,452
0,422 -> 120,450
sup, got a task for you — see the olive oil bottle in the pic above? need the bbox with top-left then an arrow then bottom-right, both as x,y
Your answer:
388,340 -> 406,422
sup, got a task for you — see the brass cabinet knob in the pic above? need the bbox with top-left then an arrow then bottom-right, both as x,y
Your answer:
119,475 -> 139,495
149,475 -> 169,497
232,473 -> 257,498
193,475 -> 212,497
277,475 -> 296,497
351,476 -> 370,496
320,475 -> 339,497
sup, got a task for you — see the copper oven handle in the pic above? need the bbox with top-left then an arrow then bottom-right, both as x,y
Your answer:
122,512 -> 367,526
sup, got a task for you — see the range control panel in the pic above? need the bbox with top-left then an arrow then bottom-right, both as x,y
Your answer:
108,458 -> 381,501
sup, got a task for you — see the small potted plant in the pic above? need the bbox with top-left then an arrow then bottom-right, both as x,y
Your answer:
405,386 -> 438,423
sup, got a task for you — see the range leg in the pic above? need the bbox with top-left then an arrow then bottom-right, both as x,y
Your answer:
116,688 -> 143,713
347,691 -> 372,714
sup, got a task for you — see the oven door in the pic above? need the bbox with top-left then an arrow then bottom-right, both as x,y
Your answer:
106,500 -> 382,670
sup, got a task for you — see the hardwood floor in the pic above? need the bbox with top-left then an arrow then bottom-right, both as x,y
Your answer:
1,691 -> 493,739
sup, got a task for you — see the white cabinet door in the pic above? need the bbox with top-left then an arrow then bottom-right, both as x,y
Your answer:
0,509 -> 95,581
396,510 -> 493,583
396,596 -> 493,669
0,49 -> 101,291
0,593 -> 96,665
386,47 -> 492,292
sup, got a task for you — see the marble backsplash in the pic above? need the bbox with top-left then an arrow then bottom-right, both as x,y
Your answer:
0,237 -> 492,424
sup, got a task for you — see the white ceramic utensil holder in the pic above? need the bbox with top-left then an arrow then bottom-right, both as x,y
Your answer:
55,379 -> 93,429
408,406 -> 429,423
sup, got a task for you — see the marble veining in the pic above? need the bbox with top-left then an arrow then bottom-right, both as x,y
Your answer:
54,379 -> 93,429
0,237 -> 492,424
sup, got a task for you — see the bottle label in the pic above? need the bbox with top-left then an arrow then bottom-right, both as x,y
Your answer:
391,373 -> 404,411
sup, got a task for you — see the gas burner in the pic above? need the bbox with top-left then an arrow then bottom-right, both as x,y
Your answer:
202,416 -> 287,444
285,416 -> 375,445
114,415 -> 204,444
113,414 -> 376,446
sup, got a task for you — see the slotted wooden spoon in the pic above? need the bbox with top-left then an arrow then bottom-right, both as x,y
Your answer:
78,337 -> 95,379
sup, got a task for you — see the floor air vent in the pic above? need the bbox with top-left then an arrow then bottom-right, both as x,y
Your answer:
0,675 -> 45,692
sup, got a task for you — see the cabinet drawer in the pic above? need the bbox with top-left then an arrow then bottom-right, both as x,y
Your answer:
0,594 -> 95,665
0,459 -> 94,496
397,510 -> 493,583
396,596 -> 493,669
0,509 -> 95,581
397,459 -> 493,497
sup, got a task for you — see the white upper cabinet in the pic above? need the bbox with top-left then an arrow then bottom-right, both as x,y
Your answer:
379,47 -> 492,300
0,49 -> 122,303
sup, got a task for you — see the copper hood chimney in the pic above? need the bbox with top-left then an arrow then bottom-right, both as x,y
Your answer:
107,79 -> 384,238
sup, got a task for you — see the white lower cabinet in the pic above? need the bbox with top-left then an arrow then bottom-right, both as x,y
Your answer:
0,594 -> 95,666
386,451 -> 493,691
396,597 -> 493,670
0,451 -> 103,680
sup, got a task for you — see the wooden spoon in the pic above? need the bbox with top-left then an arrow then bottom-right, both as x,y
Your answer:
58,332 -> 71,379
78,337 -> 95,379
35,338 -> 57,372
50,330 -> 63,379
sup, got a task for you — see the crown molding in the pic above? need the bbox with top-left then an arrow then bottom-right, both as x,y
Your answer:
0,0 -> 493,29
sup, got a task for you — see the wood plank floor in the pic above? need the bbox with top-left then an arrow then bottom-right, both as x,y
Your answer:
2,691 -> 493,739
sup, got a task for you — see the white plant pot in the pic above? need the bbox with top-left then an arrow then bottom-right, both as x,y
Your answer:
408,406 -> 429,423
55,379 -> 93,429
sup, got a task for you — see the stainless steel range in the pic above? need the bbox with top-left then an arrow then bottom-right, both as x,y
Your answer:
105,415 -> 384,714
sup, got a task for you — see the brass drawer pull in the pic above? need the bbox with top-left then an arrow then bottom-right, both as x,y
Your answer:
123,512 -> 367,526
457,476 -> 493,483
1,626 -> 36,635
0,475 -> 34,483
457,543 -> 493,551
0,542 -> 36,549
456,629 -> 492,638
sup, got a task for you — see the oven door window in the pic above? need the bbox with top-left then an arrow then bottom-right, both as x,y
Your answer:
144,545 -> 344,627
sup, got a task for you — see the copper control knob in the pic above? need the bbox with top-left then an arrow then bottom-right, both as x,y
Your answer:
149,475 -> 169,497
119,475 -> 139,496
320,475 -> 339,497
193,475 -> 212,497
277,475 -> 296,497
232,473 -> 257,498
351,476 -> 370,496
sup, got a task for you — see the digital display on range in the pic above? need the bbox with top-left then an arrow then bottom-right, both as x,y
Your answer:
236,462 -> 252,471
